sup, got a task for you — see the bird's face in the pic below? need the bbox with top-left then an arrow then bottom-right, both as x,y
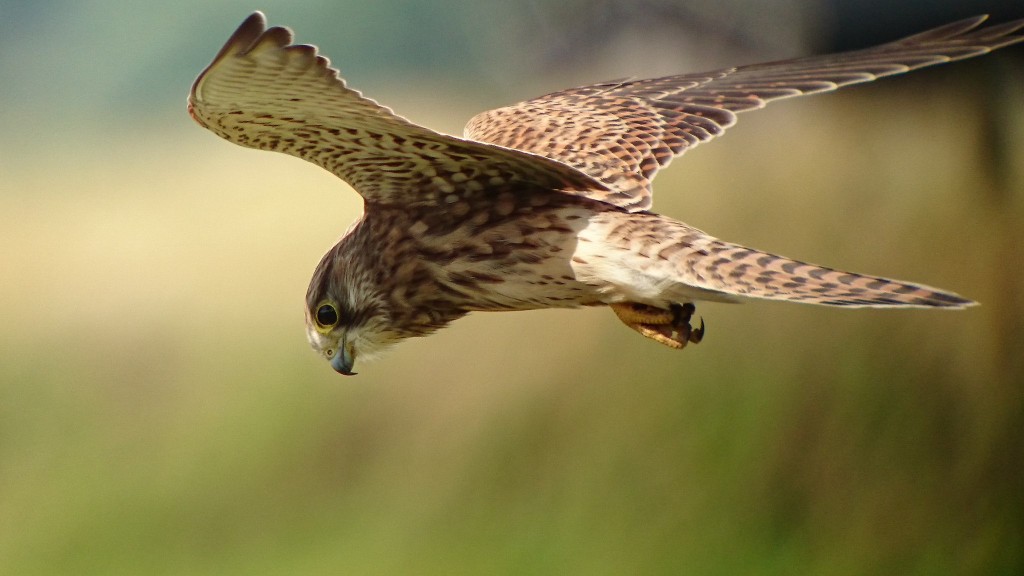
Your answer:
304,265 -> 402,376
304,295 -> 400,375
306,299 -> 353,375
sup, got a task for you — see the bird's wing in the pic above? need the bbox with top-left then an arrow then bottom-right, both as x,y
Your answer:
465,16 -> 1024,212
189,12 -> 609,208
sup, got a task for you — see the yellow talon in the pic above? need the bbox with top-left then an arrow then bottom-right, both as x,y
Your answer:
610,302 -> 705,349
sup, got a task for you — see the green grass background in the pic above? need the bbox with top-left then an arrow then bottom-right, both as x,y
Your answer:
1,2 -> 1022,574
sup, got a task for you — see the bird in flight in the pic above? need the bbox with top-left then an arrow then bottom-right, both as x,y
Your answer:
189,12 -> 1022,375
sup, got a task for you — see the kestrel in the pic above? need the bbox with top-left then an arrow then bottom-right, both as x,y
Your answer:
189,12 -> 1023,375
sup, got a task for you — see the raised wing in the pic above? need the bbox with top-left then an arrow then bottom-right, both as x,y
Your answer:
189,12 -> 609,208
465,16 -> 1024,211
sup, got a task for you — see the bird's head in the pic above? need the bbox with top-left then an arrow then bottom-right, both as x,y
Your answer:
304,248 -> 401,376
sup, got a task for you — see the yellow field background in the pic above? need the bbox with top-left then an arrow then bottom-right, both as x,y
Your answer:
2,2 -> 1022,574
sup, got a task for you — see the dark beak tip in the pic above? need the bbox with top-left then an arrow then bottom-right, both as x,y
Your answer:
330,353 -> 356,376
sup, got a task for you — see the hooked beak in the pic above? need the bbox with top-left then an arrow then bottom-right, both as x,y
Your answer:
330,340 -> 357,376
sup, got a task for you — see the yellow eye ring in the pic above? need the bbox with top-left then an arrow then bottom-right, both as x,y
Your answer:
315,302 -> 340,328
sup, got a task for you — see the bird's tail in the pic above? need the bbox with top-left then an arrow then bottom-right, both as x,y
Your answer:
665,231 -> 976,308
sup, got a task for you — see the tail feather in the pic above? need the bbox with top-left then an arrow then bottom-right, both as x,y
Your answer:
676,236 -> 976,308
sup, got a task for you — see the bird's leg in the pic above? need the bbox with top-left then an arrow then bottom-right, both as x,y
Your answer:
610,302 -> 705,349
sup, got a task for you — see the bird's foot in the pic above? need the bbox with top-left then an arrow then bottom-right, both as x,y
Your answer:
610,302 -> 705,349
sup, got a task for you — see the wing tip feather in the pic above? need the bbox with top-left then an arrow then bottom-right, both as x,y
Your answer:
191,12 -> 303,106
894,15 -> 989,43
216,12 -> 270,60
894,14 -> 1024,49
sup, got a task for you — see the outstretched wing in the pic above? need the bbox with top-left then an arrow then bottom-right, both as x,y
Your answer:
465,16 -> 1024,212
189,12 -> 608,208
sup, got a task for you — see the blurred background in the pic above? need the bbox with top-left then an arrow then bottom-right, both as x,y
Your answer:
1,0 -> 1022,574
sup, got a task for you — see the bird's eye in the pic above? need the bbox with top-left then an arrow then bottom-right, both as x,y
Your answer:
316,303 -> 339,327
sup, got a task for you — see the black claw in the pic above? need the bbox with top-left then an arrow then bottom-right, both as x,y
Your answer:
668,303 -> 704,346
689,317 -> 705,344
671,302 -> 696,324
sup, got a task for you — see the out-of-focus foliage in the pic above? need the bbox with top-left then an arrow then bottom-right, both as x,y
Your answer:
1,1 -> 1022,574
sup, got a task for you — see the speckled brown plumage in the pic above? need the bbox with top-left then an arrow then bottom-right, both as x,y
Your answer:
466,16 -> 1024,211
189,12 -> 1022,374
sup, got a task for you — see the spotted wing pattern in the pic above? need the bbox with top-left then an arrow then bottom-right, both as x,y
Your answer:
465,16 -> 1024,212
189,12 -> 609,208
